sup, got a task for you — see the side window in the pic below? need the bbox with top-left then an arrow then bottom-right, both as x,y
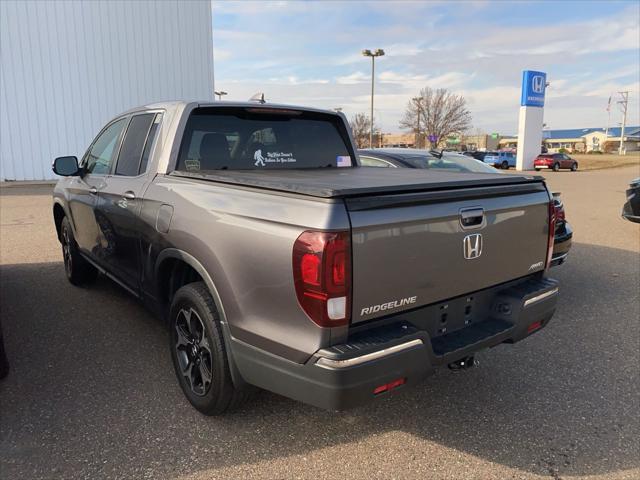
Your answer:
359,156 -> 393,168
85,118 -> 127,174
115,114 -> 155,176
139,114 -> 163,175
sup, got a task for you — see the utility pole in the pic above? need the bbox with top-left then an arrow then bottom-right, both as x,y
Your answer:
362,49 -> 385,148
617,91 -> 629,155
413,97 -> 421,149
604,95 -> 611,139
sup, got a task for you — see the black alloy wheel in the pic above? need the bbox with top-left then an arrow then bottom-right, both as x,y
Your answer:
60,216 -> 98,285
174,306 -> 213,396
61,222 -> 73,279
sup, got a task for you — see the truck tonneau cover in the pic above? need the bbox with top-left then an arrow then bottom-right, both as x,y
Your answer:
171,168 -> 543,198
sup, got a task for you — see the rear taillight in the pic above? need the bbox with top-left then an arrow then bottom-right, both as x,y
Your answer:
552,194 -> 565,223
546,200 -> 556,270
293,230 -> 351,327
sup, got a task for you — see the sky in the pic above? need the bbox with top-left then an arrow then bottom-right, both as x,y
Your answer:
212,0 -> 640,135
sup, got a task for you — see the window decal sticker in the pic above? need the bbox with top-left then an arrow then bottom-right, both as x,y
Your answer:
254,149 -> 297,167
337,155 -> 352,167
185,159 -> 200,171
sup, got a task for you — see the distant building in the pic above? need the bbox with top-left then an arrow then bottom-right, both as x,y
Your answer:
460,134 -> 500,152
379,133 -> 416,148
378,132 -> 500,151
498,126 -> 640,154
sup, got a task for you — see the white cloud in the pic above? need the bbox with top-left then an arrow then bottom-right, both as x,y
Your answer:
212,1 -> 640,133
336,72 -> 369,85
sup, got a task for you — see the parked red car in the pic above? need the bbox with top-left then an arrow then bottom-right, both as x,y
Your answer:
534,153 -> 578,172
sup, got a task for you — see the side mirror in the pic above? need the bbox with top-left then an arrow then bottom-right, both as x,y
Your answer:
52,156 -> 80,176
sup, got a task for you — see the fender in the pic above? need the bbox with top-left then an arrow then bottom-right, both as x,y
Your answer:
52,197 -> 74,241
154,248 -> 247,387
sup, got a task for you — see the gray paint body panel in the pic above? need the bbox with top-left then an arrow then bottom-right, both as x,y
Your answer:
53,100 -> 553,368
349,190 -> 551,322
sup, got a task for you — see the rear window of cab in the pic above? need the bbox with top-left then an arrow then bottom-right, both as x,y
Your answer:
176,107 -> 355,171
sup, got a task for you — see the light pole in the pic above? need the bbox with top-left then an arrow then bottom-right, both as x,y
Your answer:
413,97 -> 422,148
362,48 -> 384,148
214,90 -> 228,101
618,91 -> 629,155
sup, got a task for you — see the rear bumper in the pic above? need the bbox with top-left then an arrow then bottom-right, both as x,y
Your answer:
230,276 -> 559,410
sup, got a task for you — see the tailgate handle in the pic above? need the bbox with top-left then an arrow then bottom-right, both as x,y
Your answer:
460,207 -> 485,229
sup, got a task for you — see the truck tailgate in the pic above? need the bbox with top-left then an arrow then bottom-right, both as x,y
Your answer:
347,182 -> 551,323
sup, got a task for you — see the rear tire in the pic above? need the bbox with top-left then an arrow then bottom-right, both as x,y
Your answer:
169,281 -> 252,415
60,217 -> 98,286
571,162 -> 578,171
552,163 -> 560,172
501,161 -> 509,169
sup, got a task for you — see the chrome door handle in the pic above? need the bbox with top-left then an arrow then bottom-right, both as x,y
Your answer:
89,187 -> 98,195
123,191 -> 136,200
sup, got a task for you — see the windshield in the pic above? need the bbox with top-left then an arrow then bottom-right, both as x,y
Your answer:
176,107 -> 355,171
398,153 -> 500,174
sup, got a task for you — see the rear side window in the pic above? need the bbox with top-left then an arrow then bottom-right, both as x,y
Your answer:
139,114 -> 162,174
115,114 -> 156,176
176,107 -> 354,171
359,156 -> 395,168
85,118 -> 127,174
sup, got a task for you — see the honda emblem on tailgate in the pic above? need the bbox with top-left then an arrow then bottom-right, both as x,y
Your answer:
463,234 -> 483,259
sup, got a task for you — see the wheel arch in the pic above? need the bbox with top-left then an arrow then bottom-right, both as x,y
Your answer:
155,248 -> 228,325
155,248 -> 246,387
52,200 -> 68,242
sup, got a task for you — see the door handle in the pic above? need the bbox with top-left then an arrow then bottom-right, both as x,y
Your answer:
459,207 -> 485,229
123,191 -> 136,200
89,187 -> 98,195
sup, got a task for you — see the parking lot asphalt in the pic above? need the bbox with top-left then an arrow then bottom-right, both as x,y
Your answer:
1,166 -> 639,480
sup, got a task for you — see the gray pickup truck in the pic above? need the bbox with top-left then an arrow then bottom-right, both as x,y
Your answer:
52,101 -> 559,414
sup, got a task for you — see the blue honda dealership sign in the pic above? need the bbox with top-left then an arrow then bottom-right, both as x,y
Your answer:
521,70 -> 546,107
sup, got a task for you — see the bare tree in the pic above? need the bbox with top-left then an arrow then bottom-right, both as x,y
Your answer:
349,113 -> 372,149
400,87 -> 472,149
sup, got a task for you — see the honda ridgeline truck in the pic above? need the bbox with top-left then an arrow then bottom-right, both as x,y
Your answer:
52,102 -> 559,414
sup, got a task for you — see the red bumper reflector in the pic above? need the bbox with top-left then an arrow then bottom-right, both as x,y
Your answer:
373,377 -> 406,395
527,320 -> 543,333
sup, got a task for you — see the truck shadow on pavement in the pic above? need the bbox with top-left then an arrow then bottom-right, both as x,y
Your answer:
1,242 -> 638,479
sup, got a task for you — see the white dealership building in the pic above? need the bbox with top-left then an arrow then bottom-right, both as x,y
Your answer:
1,0 -> 214,181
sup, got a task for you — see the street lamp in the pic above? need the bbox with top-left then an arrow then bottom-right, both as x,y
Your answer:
214,90 -> 228,101
362,48 -> 384,148
413,97 -> 422,149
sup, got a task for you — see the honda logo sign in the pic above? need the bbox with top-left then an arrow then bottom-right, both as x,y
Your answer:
531,75 -> 545,94
521,70 -> 546,107
463,234 -> 483,260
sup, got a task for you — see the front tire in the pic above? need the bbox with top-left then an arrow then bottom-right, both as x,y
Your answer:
571,162 -> 578,171
169,282 -> 252,415
552,163 -> 560,172
60,217 -> 98,286
501,161 -> 509,169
